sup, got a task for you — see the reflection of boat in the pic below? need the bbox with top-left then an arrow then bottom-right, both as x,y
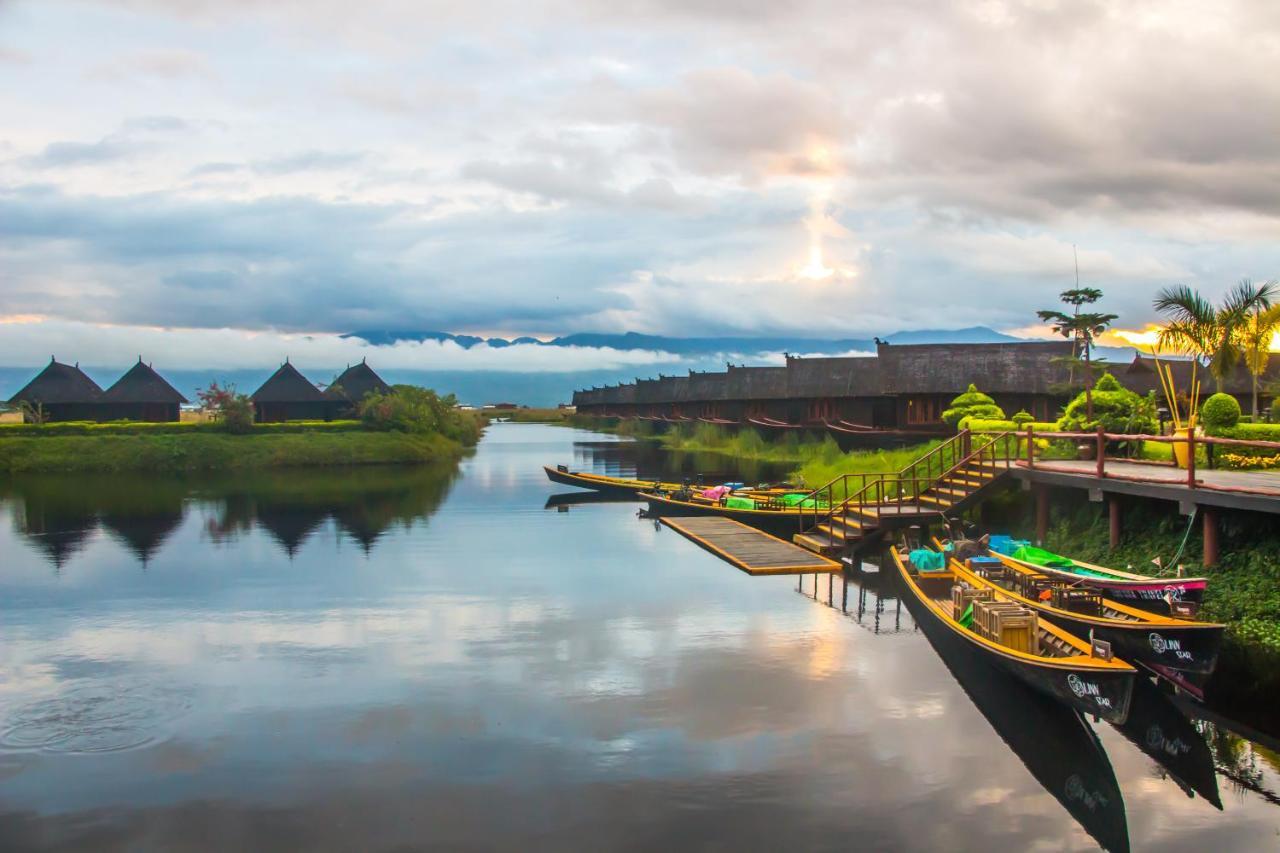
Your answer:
945,543 -> 1224,675
1113,677 -> 1222,809
988,538 -> 1206,612
543,491 -> 637,509
919,589 -> 1131,853
891,546 -> 1135,723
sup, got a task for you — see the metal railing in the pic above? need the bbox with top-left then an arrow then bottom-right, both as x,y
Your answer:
796,430 -> 1019,550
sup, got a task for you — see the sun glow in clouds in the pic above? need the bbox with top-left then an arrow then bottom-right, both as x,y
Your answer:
793,142 -> 854,282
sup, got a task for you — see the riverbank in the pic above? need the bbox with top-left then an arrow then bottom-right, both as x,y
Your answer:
0,428 -> 476,473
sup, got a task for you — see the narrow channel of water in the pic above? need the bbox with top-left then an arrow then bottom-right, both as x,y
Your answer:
0,423 -> 1276,851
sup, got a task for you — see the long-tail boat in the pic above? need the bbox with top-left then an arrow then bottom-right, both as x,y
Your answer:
918,584 -> 1131,853
987,537 -> 1207,613
640,490 -> 823,538
890,546 -> 1135,723
938,540 -> 1224,675
543,465 -> 795,499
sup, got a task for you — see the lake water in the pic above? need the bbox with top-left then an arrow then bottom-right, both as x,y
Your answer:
0,423 -> 1277,851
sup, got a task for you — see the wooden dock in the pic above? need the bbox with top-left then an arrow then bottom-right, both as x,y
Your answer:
660,516 -> 842,575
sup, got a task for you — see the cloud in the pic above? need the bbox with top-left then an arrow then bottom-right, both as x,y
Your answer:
92,49 -> 212,80
19,116 -> 189,169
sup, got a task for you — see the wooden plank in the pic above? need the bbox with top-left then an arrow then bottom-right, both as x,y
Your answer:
660,516 -> 841,575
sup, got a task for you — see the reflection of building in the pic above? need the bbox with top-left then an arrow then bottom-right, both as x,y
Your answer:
6,358 -> 104,422
255,505 -> 330,558
250,361 -> 330,422
99,358 -> 188,422
100,510 -> 185,566
325,360 -> 391,418
575,342 -> 1075,430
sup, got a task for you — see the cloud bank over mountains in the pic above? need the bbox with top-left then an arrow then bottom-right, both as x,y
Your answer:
1,0 -> 1278,366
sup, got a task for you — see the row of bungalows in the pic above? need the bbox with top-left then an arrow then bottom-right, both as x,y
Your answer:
576,340 -> 1280,434
575,341 -> 1077,433
6,357 -> 391,423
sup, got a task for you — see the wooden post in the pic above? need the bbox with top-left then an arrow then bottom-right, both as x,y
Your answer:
1035,484 -> 1050,545
1025,425 -> 1034,469
1202,507 -> 1219,567
1108,497 -> 1121,550
1095,424 -> 1106,478
1187,428 -> 1197,488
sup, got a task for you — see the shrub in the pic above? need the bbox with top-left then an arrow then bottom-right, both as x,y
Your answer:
1271,398 -> 1280,424
196,382 -> 254,434
1058,373 -> 1157,434
1011,409 -> 1034,427
1200,393 -> 1242,432
359,385 -> 480,445
942,384 -> 1006,428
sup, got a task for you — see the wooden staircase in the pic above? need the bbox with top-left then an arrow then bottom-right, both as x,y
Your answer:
791,431 -> 1016,557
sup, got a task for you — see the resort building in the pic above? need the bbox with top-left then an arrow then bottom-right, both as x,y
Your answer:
574,341 -> 1075,431
6,358 -> 104,422
98,358 -> 188,422
250,361 -> 330,422
325,359 -> 391,417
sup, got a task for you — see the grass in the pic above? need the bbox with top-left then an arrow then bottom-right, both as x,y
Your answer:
0,419 -> 364,437
493,407 -> 576,424
0,430 -> 469,473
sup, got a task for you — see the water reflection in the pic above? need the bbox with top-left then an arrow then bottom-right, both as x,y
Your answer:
1,464 -> 459,568
796,566 -> 914,635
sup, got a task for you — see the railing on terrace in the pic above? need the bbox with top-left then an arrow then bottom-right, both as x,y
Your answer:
1015,425 -> 1280,496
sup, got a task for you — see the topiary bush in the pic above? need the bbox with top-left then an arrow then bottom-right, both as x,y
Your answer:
1200,392 -> 1242,433
1011,409 -> 1034,427
1271,398 -> 1280,424
942,384 -> 1005,428
1058,373 -> 1157,435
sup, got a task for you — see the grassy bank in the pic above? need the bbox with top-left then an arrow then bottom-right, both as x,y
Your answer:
492,407 -> 576,424
0,430 -> 471,473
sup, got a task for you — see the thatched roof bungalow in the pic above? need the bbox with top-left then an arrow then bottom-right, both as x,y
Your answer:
326,360 -> 391,417
250,361 -> 329,422
6,358 -> 104,422
99,358 -> 188,422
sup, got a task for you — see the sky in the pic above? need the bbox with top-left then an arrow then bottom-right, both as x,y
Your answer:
2,0 -> 1279,372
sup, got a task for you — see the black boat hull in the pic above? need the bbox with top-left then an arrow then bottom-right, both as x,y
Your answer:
1016,607 -> 1222,675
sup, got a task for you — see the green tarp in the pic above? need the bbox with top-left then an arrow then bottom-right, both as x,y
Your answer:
910,549 -> 947,571
725,496 -> 756,510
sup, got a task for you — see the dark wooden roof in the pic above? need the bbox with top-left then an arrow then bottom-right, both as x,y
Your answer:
250,361 -> 325,402
726,364 -> 788,399
875,341 -> 1073,394
1125,353 -> 1280,397
7,359 -> 103,404
686,370 -> 729,401
101,360 -> 188,404
326,361 -> 390,403
784,355 -> 879,398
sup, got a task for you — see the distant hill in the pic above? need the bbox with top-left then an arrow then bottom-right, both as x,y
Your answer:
343,326 -> 1023,355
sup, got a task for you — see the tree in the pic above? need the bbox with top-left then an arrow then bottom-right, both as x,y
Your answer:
1239,298 -> 1280,420
1154,279 -> 1277,395
1037,287 -> 1117,421
197,382 -> 254,434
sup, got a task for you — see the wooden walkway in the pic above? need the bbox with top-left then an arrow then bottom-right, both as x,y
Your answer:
1013,459 -> 1280,514
660,516 -> 841,575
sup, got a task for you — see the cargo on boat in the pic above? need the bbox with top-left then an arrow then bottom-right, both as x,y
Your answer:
987,535 -> 1207,613
890,545 -> 1136,723
938,541 -> 1224,676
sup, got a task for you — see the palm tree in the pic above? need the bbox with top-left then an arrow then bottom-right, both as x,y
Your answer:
1240,297 -> 1280,419
1038,287 -> 1117,420
1154,279 -> 1277,394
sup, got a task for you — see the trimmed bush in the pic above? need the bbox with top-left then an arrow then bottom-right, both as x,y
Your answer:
942,384 -> 1006,428
1058,373 -> 1157,434
1271,398 -> 1280,424
1011,409 -> 1034,427
1201,393 -> 1242,433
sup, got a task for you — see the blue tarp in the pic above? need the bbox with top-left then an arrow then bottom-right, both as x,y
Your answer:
988,534 -> 1029,556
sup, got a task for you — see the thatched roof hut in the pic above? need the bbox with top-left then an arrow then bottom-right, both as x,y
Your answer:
6,358 -> 104,422
99,358 -> 188,422
325,360 -> 391,415
250,360 -> 330,422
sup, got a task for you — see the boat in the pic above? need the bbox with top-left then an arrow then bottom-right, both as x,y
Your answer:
890,545 -> 1135,723
640,490 -> 822,538
918,586 -> 1131,853
987,536 -> 1207,613
543,465 -> 797,500
938,540 -> 1224,675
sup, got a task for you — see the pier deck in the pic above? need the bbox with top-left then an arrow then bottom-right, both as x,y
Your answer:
1013,459 -> 1280,514
661,516 -> 841,575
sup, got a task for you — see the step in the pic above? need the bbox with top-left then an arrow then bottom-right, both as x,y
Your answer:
914,493 -> 955,508
929,484 -> 974,498
815,521 -> 862,541
793,532 -> 842,556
